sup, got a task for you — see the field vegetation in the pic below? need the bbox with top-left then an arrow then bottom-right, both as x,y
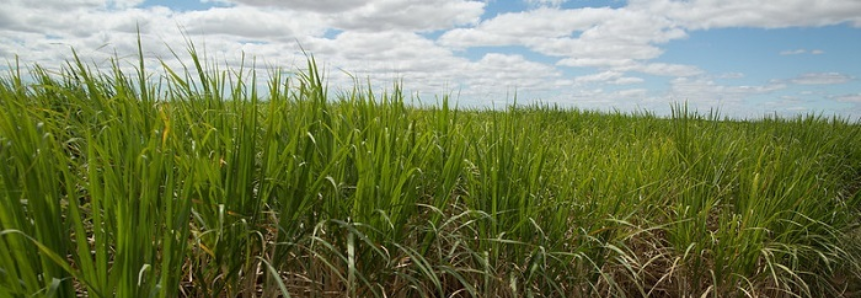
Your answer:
1,43 -> 861,297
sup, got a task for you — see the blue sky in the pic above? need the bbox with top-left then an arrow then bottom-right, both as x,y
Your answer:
1,0 -> 860,119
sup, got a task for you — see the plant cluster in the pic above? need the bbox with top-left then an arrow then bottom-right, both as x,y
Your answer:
1,44 -> 860,297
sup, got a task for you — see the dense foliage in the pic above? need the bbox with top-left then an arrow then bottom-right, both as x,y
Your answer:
1,45 -> 860,297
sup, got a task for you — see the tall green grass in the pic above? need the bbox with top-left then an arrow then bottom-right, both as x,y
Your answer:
1,44 -> 860,297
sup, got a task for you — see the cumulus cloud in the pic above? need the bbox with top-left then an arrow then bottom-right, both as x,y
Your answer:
439,7 -> 617,47
574,71 -> 644,85
524,0 -> 568,7
629,0 -> 861,29
0,0 -> 540,104
330,0 -> 485,32
439,6 -> 686,68
299,33 -> 563,99
833,94 -> 861,102
305,31 -> 463,69
179,6 -> 328,39
619,63 -> 702,77
110,0 -> 146,9
6,0 -> 105,10
789,72 -> 853,85
658,77 -> 795,118
780,49 -> 806,55
465,53 -> 564,92
780,49 -> 826,55
1,0 -> 859,118
557,58 -> 636,68
716,72 -> 745,79
668,77 -> 786,102
227,0 -> 485,32
616,88 -> 648,97
559,58 -> 700,77
227,0 -> 367,12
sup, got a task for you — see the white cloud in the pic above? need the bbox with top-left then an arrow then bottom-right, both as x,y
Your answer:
179,6 -> 328,39
524,0 -> 568,7
110,0 -> 146,9
305,31 -> 462,69
295,31 -> 472,96
616,88 -> 648,97
465,53 -> 563,92
228,0 -> 485,32
329,0 -> 485,32
439,7 -> 686,69
661,77 -> 792,117
780,49 -> 807,55
833,94 -> 861,102
629,0 -> 861,29
1,0 -> 859,119
618,62 -> 702,77
227,0 -> 367,12
439,7 -> 617,47
574,71 -> 644,85
0,4 -> 189,66
557,58 -> 636,68
300,33 -> 563,98
789,72 -> 853,85
531,36 -> 665,61
560,58 -> 701,77
5,0 -> 105,10
615,77 -> 647,85
0,0 -> 526,103
668,77 -> 786,102
779,49 -> 826,55
716,72 -> 745,79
